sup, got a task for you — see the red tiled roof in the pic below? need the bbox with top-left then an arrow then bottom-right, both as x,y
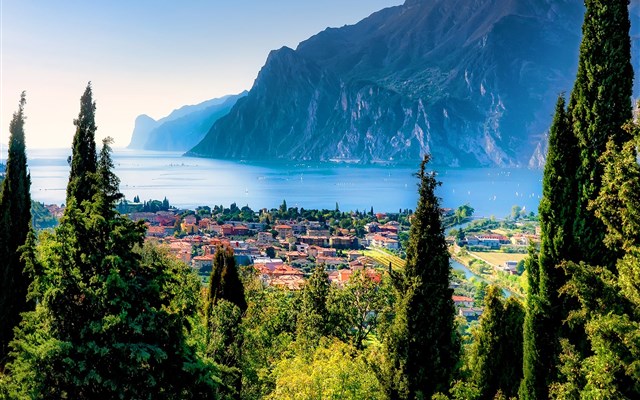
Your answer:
452,296 -> 474,302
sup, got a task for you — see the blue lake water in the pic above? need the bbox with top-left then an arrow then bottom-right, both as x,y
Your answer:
26,148 -> 542,216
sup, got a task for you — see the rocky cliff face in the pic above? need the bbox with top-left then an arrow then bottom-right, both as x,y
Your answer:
190,0 -> 638,167
128,92 -> 247,151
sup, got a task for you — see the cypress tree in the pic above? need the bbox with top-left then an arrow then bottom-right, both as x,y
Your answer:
0,92 -> 32,367
552,116 -> 640,398
523,0 -> 634,394
206,245 -> 247,314
66,82 -> 98,206
520,95 -> 580,399
205,245 -> 247,399
470,286 -> 524,400
5,92 -> 219,397
570,0 -> 633,269
384,155 -> 458,399
296,264 -> 331,346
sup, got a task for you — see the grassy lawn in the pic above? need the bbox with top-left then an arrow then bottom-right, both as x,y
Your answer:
468,251 -> 527,268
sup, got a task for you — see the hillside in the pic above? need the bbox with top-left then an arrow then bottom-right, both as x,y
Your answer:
189,0 -> 608,166
128,91 -> 247,151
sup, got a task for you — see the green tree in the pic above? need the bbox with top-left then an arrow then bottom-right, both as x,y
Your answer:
510,205 -> 522,221
453,204 -> 474,225
520,95 -> 580,400
328,270 -> 390,350
296,265 -> 331,347
5,136 -> 219,397
469,286 -> 524,400
382,155 -> 459,399
206,246 -> 247,314
534,1 -> 634,395
66,82 -> 98,206
0,92 -> 33,367
240,271 -> 301,399
205,245 -> 247,398
551,119 -> 640,398
265,246 -> 276,259
570,0 -> 634,269
267,339 -> 384,400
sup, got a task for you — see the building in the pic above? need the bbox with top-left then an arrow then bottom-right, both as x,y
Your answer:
253,257 -> 284,270
347,250 -> 363,261
283,251 -> 307,263
503,260 -> 519,274
299,236 -> 330,248
317,248 -> 337,257
257,231 -> 276,243
232,225 -> 250,236
329,236 -> 359,250
183,215 -> 197,225
459,307 -> 484,321
452,295 -> 474,308
370,235 -> 399,250
274,224 -> 293,238
315,256 -> 345,268
167,241 -> 192,264
146,225 -> 166,238
254,263 -> 305,290
379,223 -> 399,234
306,225 -> 330,237
192,254 -> 214,271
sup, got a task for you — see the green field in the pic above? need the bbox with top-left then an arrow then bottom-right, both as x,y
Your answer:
363,248 -> 406,270
468,251 -> 527,268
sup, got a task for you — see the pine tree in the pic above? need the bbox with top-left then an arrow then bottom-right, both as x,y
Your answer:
570,0 -> 633,269
66,82 -> 98,206
383,155 -> 458,399
0,92 -> 33,367
520,95 -> 580,399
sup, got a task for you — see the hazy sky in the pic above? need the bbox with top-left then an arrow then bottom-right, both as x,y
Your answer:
1,0 -> 402,149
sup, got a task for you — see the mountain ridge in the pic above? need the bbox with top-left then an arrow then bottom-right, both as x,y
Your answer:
189,0 -> 638,166
128,91 -> 247,151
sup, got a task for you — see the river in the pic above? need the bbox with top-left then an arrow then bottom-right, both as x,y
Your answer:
451,258 -> 512,298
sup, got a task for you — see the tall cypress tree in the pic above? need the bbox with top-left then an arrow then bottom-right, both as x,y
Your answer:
384,155 -> 458,399
552,119 -> 640,398
0,92 -> 32,367
296,264 -> 331,346
66,82 -> 98,206
205,245 -> 247,399
570,0 -> 633,269
5,91 -> 219,397
470,286 -> 524,400
206,245 -> 247,315
520,95 -> 579,399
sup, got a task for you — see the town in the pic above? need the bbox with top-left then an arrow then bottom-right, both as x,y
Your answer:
32,197 -> 540,323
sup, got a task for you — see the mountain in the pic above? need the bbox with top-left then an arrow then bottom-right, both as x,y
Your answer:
189,0 -> 639,167
128,92 -> 247,151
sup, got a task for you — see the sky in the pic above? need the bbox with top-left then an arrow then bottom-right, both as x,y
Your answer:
1,0 -> 403,149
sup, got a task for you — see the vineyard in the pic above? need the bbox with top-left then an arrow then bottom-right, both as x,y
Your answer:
363,248 -> 406,270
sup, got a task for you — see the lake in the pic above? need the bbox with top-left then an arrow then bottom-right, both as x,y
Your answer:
25,148 -> 542,216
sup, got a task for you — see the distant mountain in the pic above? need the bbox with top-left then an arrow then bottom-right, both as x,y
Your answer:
128,92 -> 247,151
189,0 -> 639,167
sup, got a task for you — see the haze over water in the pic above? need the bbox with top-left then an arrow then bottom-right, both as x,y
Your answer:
26,148 -> 542,216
